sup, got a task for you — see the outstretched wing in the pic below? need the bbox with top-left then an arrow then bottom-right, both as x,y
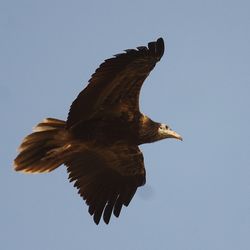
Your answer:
65,143 -> 145,225
67,38 -> 165,128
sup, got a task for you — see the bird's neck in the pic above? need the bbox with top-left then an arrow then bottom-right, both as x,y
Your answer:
138,115 -> 160,144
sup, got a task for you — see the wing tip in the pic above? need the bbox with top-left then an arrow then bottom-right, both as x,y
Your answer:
116,37 -> 165,60
156,37 -> 165,58
148,37 -> 165,60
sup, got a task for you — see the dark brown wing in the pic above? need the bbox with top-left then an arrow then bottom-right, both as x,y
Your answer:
67,38 -> 164,128
65,143 -> 145,225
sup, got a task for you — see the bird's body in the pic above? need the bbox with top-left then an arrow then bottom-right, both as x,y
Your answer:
14,38 -> 182,224
70,113 -> 160,145
71,113 -> 140,144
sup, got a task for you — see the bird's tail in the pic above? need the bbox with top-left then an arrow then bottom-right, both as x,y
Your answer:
14,118 -> 70,173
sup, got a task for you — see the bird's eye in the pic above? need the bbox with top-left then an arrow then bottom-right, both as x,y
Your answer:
159,124 -> 168,130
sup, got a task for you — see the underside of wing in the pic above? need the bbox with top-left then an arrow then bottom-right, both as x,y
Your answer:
65,143 -> 146,225
67,38 -> 165,128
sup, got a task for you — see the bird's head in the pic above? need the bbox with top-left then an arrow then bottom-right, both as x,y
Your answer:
139,116 -> 182,144
157,123 -> 183,141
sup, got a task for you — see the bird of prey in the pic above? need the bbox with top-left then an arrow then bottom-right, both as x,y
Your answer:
14,38 -> 182,225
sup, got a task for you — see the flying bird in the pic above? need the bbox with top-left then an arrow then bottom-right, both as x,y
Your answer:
14,38 -> 182,225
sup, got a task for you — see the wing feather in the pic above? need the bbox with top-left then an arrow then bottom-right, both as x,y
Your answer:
65,143 -> 146,225
67,38 -> 164,128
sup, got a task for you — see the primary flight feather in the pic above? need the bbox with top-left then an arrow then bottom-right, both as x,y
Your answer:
14,38 -> 182,225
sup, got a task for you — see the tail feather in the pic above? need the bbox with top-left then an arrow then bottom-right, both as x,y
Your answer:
14,118 -> 68,173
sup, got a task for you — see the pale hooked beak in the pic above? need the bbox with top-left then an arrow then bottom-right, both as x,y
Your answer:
167,129 -> 183,141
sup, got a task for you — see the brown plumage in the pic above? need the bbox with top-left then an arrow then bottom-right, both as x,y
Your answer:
14,38 -> 182,225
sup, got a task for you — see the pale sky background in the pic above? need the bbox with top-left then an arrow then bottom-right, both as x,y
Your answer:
1,1 -> 250,250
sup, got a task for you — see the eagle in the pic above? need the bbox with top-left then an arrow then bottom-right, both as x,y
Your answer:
14,38 -> 182,225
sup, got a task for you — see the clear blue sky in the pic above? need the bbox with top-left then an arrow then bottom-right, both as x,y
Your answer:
1,1 -> 250,249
